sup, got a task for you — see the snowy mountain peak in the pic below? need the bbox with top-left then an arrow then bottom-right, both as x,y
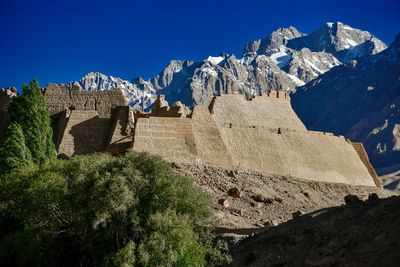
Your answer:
325,21 -> 344,28
273,26 -> 304,39
243,26 -> 305,56
74,72 -> 155,110
286,22 -> 387,62
67,22 -> 390,112
78,72 -> 134,91
206,56 -> 225,65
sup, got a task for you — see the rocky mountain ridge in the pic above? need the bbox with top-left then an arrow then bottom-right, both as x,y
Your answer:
72,72 -> 156,110
72,22 -> 386,109
292,33 -> 400,173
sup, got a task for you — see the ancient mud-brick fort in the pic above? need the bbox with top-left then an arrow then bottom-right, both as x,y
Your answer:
1,84 -> 380,187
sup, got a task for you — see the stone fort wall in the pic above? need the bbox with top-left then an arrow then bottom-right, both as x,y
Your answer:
44,84 -> 132,157
132,92 -> 380,187
41,85 -> 380,188
45,84 -> 127,118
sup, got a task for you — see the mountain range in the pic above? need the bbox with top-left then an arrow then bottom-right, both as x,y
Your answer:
68,22 -> 398,180
292,33 -> 400,174
73,22 -> 387,109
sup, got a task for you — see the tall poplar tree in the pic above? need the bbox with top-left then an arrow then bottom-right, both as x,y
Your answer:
1,80 -> 56,172
0,122 -> 32,173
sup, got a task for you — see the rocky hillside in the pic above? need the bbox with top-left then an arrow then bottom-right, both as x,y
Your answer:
174,162 -> 392,229
292,34 -> 400,173
73,22 -> 386,108
229,195 -> 400,267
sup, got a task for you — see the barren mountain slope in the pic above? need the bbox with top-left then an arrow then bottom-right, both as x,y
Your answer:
229,195 -> 400,267
173,162 -> 394,229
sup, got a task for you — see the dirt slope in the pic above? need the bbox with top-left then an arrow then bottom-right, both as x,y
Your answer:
173,162 -> 394,229
229,195 -> 400,267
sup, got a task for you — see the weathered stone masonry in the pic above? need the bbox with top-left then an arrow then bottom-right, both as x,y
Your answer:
42,84 -> 380,187
134,92 -> 381,187
44,84 -> 133,156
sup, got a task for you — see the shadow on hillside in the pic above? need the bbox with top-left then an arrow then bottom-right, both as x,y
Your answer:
229,195 -> 400,267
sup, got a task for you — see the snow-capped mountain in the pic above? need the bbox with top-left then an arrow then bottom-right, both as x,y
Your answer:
72,22 -> 387,110
243,26 -> 306,56
151,53 -> 297,107
147,22 -> 386,107
73,72 -> 156,110
283,48 -> 341,84
286,22 -> 387,62
292,33 -> 400,174
244,22 -> 386,84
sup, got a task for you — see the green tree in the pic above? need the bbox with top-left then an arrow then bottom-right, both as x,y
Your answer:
0,122 -> 33,173
7,80 -> 56,165
0,152 -> 229,266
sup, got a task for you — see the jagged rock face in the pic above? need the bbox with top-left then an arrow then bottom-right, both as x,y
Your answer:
287,22 -> 387,62
284,48 -> 341,83
243,26 -> 306,55
155,54 -> 296,107
292,34 -> 400,172
74,72 -> 155,110
151,60 -> 194,89
72,22 -> 387,111
243,22 -> 386,86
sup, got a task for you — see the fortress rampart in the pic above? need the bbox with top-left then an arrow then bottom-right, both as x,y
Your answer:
45,84 -> 128,118
133,93 -> 380,187
39,85 -> 380,187
44,84 -> 133,157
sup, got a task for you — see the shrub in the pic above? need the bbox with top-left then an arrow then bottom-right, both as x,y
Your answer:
0,152 -> 227,266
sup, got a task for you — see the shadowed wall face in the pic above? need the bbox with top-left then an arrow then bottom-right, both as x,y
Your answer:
45,85 -> 132,157
57,110 -> 111,157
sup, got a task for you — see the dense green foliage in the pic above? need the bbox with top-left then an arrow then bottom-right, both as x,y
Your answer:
0,80 -> 228,266
0,152 -> 227,266
0,80 -> 56,173
0,122 -> 33,171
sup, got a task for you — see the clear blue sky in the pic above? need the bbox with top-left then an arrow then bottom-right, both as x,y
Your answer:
0,0 -> 399,89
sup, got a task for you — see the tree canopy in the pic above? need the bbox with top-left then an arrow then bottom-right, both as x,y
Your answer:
0,80 -> 228,266
0,122 -> 32,171
0,80 -> 56,174
0,152 -> 228,266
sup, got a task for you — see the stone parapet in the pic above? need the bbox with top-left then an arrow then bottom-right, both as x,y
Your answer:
45,83 -> 127,118
150,95 -> 191,117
